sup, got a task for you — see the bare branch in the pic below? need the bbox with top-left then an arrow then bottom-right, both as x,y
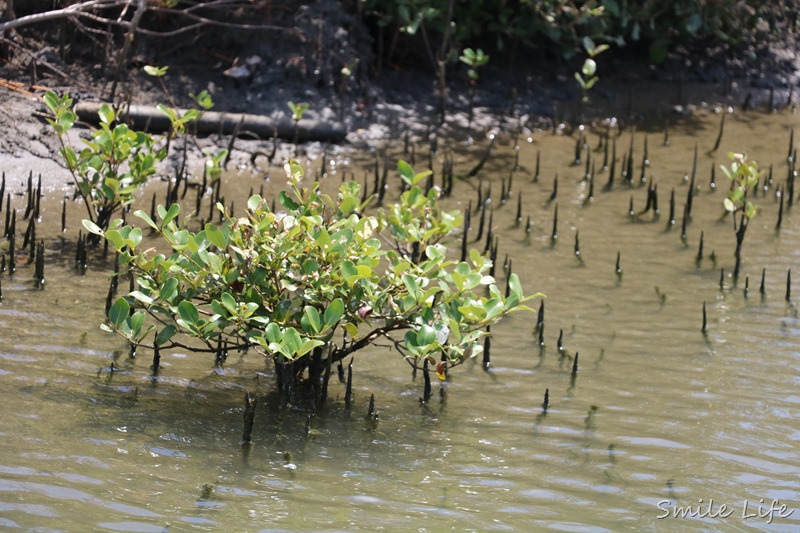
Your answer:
0,1 -> 304,41
0,0 -> 118,33
109,0 -> 147,101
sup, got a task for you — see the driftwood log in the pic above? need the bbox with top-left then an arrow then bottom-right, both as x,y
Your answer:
74,102 -> 347,143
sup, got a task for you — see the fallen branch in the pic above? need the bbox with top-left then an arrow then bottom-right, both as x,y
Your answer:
74,102 -> 347,143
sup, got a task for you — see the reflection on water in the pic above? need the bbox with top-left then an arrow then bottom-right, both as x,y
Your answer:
1,105 -> 800,530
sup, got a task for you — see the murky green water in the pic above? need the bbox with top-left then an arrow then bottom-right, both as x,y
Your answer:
2,105 -> 800,531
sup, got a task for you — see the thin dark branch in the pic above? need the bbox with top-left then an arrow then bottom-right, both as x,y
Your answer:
0,1 -> 304,41
333,322 -> 408,361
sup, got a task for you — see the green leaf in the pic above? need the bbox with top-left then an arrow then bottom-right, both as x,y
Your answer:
723,198 -> 736,212
157,104 -> 178,123
108,297 -> 129,328
133,210 -> 158,231
44,91 -> 60,113
297,339 -> 325,358
416,325 -> 436,346
303,306 -> 322,333
508,273 -> 523,300
582,58 -> 597,77
144,65 -> 168,77
745,201 -> 757,219
402,274 -> 419,300
155,325 -> 177,346
130,311 -> 145,336
221,292 -> 237,315
302,259 -> 319,274
247,195 -> 262,211
129,291 -> 153,305
161,203 -> 180,227
104,230 -> 123,250
210,299 -> 227,317
159,278 -> 179,302
205,223 -> 228,249
279,190 -> 301,211
265,322 -> 282,344
404,330 -> 418,351
593,44 -> 610,55
82,219 -> 103,236
242,302 -> 259,318
98,104 -> 114,125
178,301 -> 200,325
283,327 -> 302,354
341,260 -> 358,279
324,298 -> 345,327
582,36 -> 596,54
484,298 -> 504,320
343,322 -> 359,339
398,160 -> 414,184
127,227 -> 142,249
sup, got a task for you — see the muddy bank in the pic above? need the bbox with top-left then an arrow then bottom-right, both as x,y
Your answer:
1,1 -> 799,190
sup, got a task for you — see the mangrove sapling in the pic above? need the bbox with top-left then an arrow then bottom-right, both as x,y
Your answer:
459,48 -> 489,128
89,160 -> 538,408
574,37 -> 609,123
288,101 -> 309,155
44,91 -> 198,233
721,153 -> 761,280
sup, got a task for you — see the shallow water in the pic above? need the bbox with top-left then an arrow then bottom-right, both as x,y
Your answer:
1,106 -> 800,531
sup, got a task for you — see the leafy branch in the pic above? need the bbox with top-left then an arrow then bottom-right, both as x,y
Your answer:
721,152 -> 761,280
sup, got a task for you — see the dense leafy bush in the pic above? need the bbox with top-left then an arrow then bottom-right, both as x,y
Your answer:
361,0 -> 786,63
87,159 -> 537,399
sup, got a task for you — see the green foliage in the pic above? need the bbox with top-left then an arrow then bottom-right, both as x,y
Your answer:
86,160 -> 538,371
143,65 -> 169,77
43,90 -> 198,230
203,148 -> 229,183
288,101 -> 309,123
189,89 -> 215,111
721,152 -> 761,278
459,47 -> 489,82
363,0 -> 769,62
721,152 -> 760,221
575,37 -> 609,101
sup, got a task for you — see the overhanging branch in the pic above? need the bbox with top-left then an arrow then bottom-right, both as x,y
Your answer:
0,0 -> 304,41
